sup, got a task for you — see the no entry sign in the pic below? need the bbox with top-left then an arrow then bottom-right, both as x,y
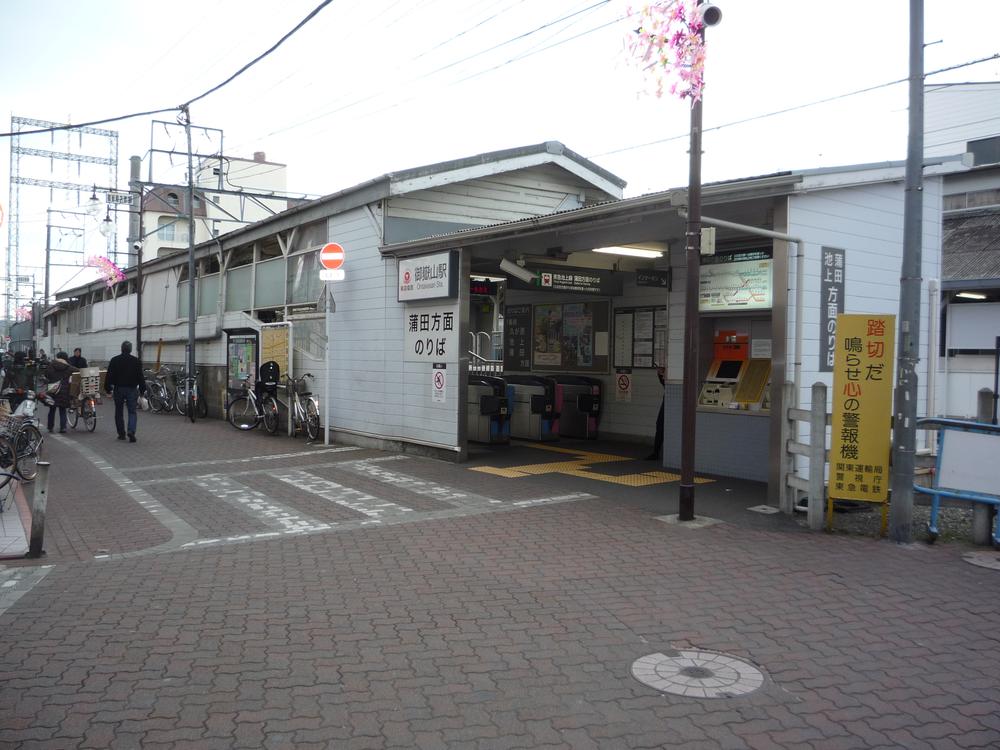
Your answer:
319,243 -> 345,270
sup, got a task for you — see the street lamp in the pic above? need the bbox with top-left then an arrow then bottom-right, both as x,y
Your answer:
85,186 -> 102,219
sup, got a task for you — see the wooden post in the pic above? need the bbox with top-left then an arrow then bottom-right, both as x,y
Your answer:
808,382 -> 827,531
25,462 -> 50,558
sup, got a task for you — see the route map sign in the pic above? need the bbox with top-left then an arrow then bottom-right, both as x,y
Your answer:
699,248 -> 772,312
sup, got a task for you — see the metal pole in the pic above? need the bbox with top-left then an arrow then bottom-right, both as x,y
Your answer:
44,210 -> 51,307
888,0 -> 924,543
324,286 -> 333,446
129,156 -> 144,362
974,388 -> 994,544
26,461 -> 50,558
183,106 -> 197,410
679,34 -> 705,523
993,335 -> 999,424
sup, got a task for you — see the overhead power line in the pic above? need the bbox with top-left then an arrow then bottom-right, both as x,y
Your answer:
0,0 -> 339,139
593,52 -> 1000,158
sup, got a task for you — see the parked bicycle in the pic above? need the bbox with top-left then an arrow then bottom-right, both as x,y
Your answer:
227,374 -> 279,433
0,388 -> 44,481
143,366 -> 176,414
175,368 -> 207,422
273,373 -> 320,440
0,469 -> 18,514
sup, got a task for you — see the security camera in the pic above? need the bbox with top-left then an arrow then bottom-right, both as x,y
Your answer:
699,3 -> 722,26
499,257 -> 538,285
132,240 -> 143,251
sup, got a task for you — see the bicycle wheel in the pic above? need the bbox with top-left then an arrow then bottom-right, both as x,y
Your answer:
84,398 -> 97,432
0,435 -> 17,487
262,395 -> 279,434
175,384 -> 189,416
67,403 -> 79,428
147,385 -> 164,413
162,387 -> 176,413
15,425 -> 42,481
227,396 -> 257,430
305,399 -> 320,441
188,387 -> 197,424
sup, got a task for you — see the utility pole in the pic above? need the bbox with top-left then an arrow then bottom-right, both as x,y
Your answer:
183,105 -> 197,416
43,210 -> 52,308
128,156 -> 144,361
889,0 -> 924,543
679,1 -> 721,521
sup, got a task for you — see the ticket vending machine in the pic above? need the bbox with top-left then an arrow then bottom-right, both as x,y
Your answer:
504,375 -> 559,441
467,375 -> 511,444
553,375 -> 602,439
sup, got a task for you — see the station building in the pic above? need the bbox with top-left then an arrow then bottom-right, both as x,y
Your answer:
42,141 -> 957,508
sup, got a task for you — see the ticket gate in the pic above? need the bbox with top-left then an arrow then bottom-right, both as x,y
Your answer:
467,375 -> 511,444
505,375 -> 559,441
553,375 -> 602,439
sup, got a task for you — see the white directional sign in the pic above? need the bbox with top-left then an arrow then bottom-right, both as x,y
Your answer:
403,304 -> 459,363
319,269 -> 345,281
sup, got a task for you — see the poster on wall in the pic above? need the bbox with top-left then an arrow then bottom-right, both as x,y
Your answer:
829,314 -> 895,503
530,300 -> 610,373
819,247 -> 846,372
562,303 -> 593,368
503,304 -> 532,371
533,304 -> 563,367
699,248 -> 773,312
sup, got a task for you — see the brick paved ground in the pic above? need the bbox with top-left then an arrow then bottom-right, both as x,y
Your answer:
1,404 -> 998,748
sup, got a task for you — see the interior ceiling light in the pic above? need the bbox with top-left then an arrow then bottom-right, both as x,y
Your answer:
955,291 -> 986,300
592,246 -> 663,259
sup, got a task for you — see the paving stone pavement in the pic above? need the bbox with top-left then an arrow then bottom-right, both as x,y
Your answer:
1,404 -> 999,748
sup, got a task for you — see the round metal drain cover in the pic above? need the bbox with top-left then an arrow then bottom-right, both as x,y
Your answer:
963,550 -> 1000,571
632,650 -> 764,698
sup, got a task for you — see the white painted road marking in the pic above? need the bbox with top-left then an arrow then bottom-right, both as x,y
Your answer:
271,469 -> 414,520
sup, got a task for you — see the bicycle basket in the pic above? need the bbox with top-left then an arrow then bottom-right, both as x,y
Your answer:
292,378 -> 310,395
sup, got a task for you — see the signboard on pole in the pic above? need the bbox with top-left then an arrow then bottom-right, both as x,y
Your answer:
819,247 -> 846,372
829,313 -> 895,502
319,243 -> 345,269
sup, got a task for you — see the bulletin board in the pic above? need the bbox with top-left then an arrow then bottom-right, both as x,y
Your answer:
614,306 -> 668,369
530,300 -> 610,374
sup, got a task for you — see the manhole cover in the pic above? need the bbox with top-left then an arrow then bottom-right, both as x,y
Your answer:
632,650 -> 764,698
963,550 -> 1000,571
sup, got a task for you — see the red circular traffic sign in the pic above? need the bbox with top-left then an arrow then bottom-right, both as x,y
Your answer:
319,242 -> 345,270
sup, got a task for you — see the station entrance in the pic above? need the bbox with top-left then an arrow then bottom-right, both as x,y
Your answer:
446,191 -> 786,497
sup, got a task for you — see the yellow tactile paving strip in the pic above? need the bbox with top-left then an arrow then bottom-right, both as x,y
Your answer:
469,443 -> 716,487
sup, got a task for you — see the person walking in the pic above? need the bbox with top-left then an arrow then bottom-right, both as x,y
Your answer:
68,348 -> 88,369
44,352 -> 79,434
104,340 -> 146,443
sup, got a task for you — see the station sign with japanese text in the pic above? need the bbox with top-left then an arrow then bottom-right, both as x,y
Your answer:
398,250 -> 459,302
403,304 -> 459,363
507,265 -> 623,296
819,247 -> 846,372
829,314 -> 895,502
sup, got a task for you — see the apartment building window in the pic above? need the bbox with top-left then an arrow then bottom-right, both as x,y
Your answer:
157,216 -> 189,243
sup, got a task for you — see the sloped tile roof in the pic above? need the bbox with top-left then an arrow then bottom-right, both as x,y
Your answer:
942,208 -> 1000,280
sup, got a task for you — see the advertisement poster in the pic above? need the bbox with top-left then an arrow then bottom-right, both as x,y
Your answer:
562,303 -> 593,368
533,304 -> 562,367
829,314 -> 896,502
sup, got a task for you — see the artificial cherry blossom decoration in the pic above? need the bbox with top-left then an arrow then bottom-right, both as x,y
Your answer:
15,305 -> 31,322
86,255 -> 126,289
625,1 -> 707,102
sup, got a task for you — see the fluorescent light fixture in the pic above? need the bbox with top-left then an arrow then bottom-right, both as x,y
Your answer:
956,291 -> 986,300
592,246 -> 663,259
472,274 -> 506,282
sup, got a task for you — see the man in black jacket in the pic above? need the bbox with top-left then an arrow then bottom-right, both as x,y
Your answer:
68,348 -> 88,369
104,340 -> 146,443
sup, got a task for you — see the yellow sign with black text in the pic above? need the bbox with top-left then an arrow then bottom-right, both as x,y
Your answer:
829,314 -> 895,502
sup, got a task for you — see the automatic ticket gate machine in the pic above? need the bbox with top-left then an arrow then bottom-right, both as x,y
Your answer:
467,375 -> 512,444
553,375 -> 602,439
504,375 -> 559,441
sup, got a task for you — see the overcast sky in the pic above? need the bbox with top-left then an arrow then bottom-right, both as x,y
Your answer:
2,0 -> 999,300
